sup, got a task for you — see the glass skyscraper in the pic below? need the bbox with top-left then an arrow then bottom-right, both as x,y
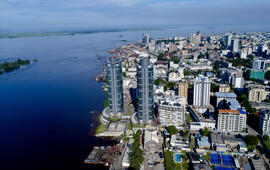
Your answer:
107,57 -> 124,116
136,57 -> 154,123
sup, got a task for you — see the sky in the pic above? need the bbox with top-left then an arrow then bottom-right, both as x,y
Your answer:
0,0 -> 270,32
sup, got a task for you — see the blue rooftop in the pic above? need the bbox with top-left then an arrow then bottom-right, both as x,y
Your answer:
215,92 -> 236,98
238,108 -> 246,114
228,99 -> 241,110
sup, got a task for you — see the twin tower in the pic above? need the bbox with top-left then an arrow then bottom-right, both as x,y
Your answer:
107,57 -> 154,124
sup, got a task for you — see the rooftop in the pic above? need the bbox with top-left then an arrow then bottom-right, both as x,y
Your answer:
215,92 -> 237,98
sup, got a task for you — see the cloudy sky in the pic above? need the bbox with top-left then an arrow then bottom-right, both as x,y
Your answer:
0,0 -> 270,32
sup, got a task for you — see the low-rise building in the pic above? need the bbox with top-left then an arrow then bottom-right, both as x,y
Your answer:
196,135 -> 210,149
219,84 -> 230,93
215,92 -> 237,109
170,134 -> 190,151
144,130 -> 160,153
189,106 -> 216,130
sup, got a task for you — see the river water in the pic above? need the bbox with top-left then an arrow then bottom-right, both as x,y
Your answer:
0,24 -> 269,170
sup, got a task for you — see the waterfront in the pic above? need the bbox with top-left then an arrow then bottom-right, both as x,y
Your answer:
0,24 -> 270,170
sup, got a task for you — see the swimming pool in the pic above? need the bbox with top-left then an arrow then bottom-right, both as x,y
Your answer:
174,153 -> 182,163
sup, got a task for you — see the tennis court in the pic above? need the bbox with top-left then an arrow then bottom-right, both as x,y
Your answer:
210,154 -> 221,164
214,166 -> 234,170
222,154 -> 233,166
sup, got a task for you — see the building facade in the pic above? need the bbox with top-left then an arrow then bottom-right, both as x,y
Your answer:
217,109 -> 247,132
159,96 -> 185,128
232,39 -> 239,53
248,86 -> 267,102
259,110 -> 270,136
178,81 -> 189,104
137,57 -> 154,123
219,84 -> 230,93
193,76 -> 211,107
107,57 -> 124,116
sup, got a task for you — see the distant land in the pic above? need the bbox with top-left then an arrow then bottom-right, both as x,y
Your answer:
0,27 -> 162,39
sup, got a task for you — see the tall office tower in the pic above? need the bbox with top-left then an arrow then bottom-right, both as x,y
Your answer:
193,76 -> 211,107
196,31 -> 202,44
159,96 -> 185,128
107,57 -> 124,116
190,33 -> 196,45
226,34 -> 232,49
232,39 -> 239,53
259,110 -> 270,136
142,34 -> 150,45
178,81 -> 189,104
137,57 -> 154,123
217,109 -> 247,132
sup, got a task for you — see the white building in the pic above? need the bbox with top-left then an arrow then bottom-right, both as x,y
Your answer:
193,76 -> 211,107
232,39 -> 239,53
217,109 -> 247,132
159,96 -> 186,128
231,75 -> 244,88
240,49 -> 247,59
259,110 -> 270,136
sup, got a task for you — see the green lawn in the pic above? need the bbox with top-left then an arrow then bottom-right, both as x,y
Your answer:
187,114 -> 194,122
127,122 -> 132,130
264,139 -> 270,149
95,124 -> 104,135
132,124 -> 144,128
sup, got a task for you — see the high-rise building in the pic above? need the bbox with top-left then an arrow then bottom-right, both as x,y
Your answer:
190,32 -> 202,45
217,109 -> 247,132
142,34 -> 150,45
193,76 -> 211,107
226,34 -> 232,49
159,96 -> 185,128
190,33 -> 196,45
137,57 -> 154,123
196,31 -> 202,45
259,110 -> 270,136
232,39 -> 239,53
107,57 -> 124,116
178,81 -> 189,104
248,85 -> 267,102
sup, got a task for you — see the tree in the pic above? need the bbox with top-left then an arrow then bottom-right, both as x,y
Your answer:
202,128 -> 210,136
245,135 -> 258,150
167,125 -> 178,135
129,130 -> 144,170
265,70 -> 270,80
154,77 -> 167,86
167,81 -> 176,89
182,130 -> 190,138
263,135 -> 269,141
211,83 -> 218,92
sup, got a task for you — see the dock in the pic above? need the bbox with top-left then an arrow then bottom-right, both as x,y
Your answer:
84,145 -> 121,167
